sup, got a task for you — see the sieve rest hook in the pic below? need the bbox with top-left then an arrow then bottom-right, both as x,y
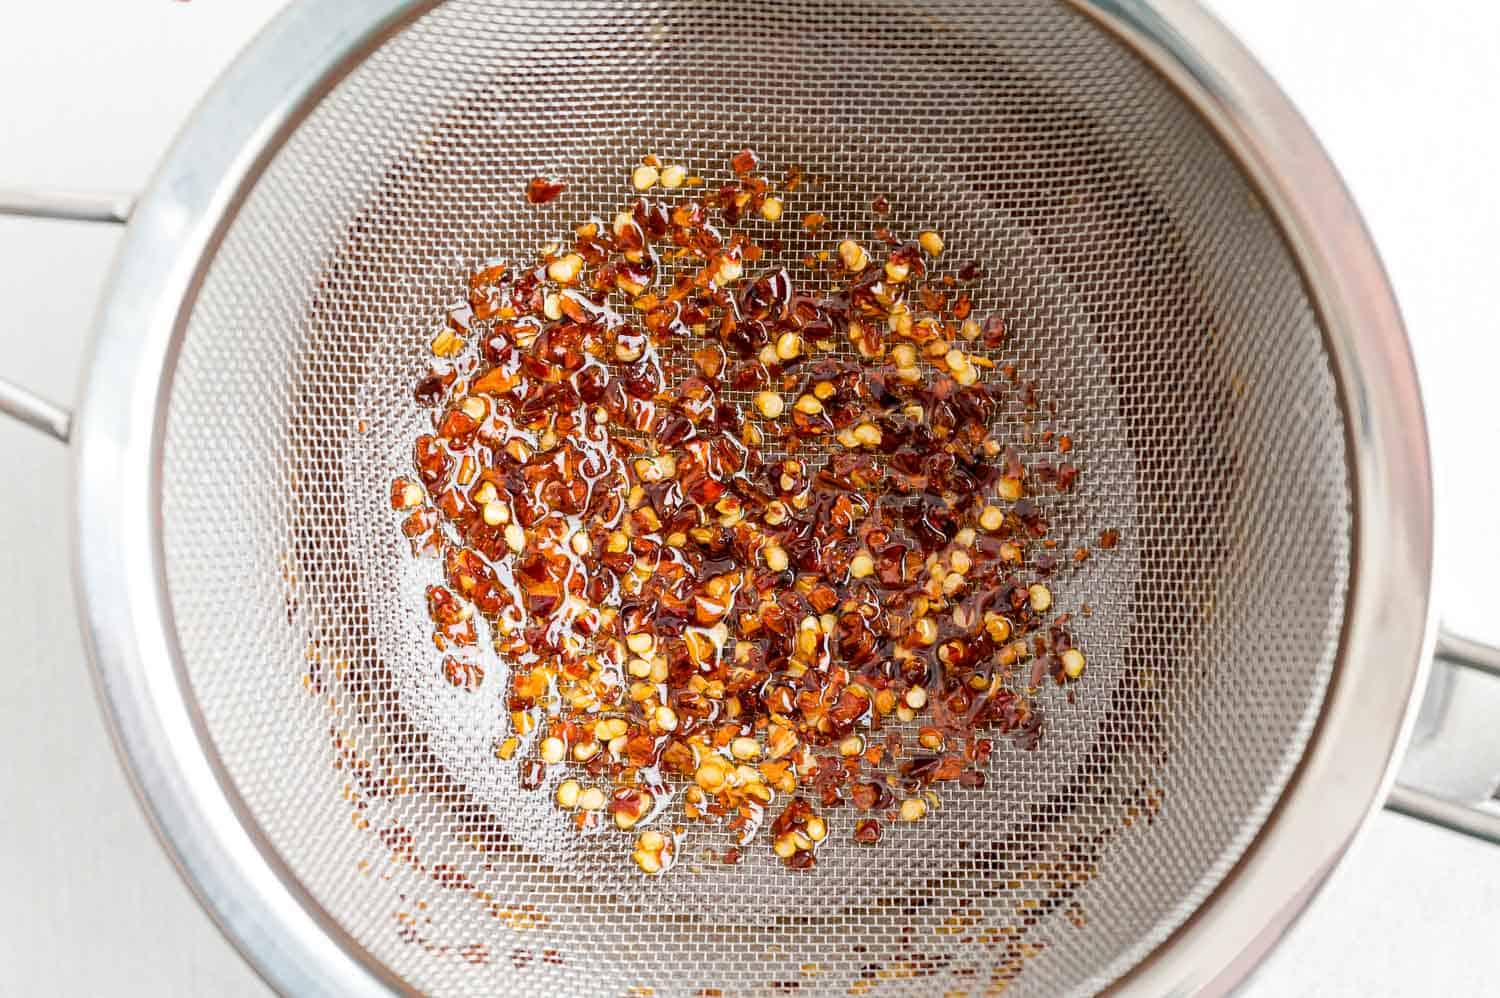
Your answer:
0,188 -> 134,444
1387,627 -> 1500,844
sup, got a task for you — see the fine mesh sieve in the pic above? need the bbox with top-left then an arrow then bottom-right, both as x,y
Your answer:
155,1 -> 1350,994
1,0 -> 1445,995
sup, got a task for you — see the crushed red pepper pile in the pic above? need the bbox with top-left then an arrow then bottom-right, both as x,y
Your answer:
391,151 -> 1105,875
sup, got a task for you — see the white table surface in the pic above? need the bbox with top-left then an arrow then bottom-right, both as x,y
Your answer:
2,2 -> 1497,995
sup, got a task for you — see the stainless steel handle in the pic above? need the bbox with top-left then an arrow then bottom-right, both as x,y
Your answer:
1426,629 -> 1500,679
1386,626 -> 1500,843
0,188 -> 133,444
0,381 -> 72,443
0,188 -> 134,225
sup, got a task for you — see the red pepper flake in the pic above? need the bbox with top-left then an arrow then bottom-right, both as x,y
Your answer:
442,656 -> 484,690
518,759 -> 545,791
981,314 -> 1006,347
526,176 -> 566,204
392,146 -> 1107,876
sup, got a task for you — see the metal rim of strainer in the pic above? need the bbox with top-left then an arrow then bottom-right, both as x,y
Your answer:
68,1 -> 1432,995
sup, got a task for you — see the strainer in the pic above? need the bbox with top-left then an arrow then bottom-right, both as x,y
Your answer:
2,0 -> 1497,994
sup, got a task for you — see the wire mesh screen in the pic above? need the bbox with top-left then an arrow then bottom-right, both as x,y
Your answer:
159,1 -> 1351,994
